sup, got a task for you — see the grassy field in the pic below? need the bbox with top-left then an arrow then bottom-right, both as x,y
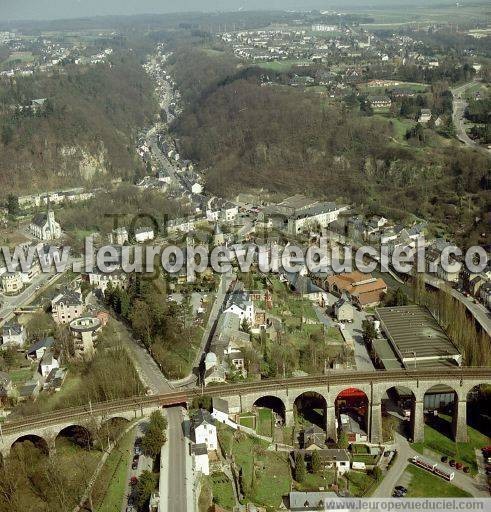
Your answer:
209,472 -> 236,510
218,425 -> 291,508
257,407 -> 273,437
346,470 -> 378,496
404,464 -> 471,498
294,469 -> 336,491
94,426 -> 135,511
238,414 -> 255,429
412,415 -> 490,475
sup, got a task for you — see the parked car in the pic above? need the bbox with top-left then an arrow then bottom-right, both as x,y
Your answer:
131,455 -> 139,470
455,462 -> 463,470
463,467 -> 470,474
449,459 -> 456,467
395,486 -> 407,495
130,476 -> 138,486
441,456 -> 448,463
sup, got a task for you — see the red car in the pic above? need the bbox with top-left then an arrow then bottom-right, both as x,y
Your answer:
455,462 -> 463,470
130,476 -> 138,486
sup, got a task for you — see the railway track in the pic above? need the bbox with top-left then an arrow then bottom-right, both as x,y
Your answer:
2,367 -> 489,434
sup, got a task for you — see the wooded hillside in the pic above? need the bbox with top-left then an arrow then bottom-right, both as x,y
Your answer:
0,52 -> 156,196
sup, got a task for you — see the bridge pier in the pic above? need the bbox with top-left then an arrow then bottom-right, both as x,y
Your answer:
452,400 -> 468,442
412,400 -> 424,443
369,401 -> 383,444
285,409 -> 294,427
326,405 -> 337,443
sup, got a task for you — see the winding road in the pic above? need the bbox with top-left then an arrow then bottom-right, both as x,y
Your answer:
451,81 -> 490,155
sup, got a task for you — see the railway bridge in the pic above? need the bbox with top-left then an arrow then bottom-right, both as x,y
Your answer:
0,368 -> 489,456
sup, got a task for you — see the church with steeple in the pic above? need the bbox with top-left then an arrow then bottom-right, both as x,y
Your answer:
29,199 -> 62,241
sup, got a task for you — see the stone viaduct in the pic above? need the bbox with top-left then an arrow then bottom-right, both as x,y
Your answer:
216,370 -> 490,444
0,368 -> 489,456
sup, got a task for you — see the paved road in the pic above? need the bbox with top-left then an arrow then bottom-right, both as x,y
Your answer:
0,270 -> 59,325
117,323 -> 172,394
314,293 -> 375,371
372,433 -> 412,497
424,274 -> 491,337
117,326 -> 189,512
451,81 -> 491,155
121,421 -> 154,512
373,433 -> 489,498
166,407 -> 188,512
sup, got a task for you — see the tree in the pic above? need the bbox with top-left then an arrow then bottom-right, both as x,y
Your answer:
384,287 -> 409,307
241,318 -> 251,334
294,453 -> 306,483
141,423 -> 166,458
337,430 -> 349,449
311,450 -> 322,474
371,466 -> 382,481
6,194 -> 19,216
149,410 -> 167,432
135,470 -> 157,510
362,320 -> 377,346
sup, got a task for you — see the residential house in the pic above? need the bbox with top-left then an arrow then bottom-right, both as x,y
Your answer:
2,322 -> 26,348
301,424 -> 326,449
108,227 -> 128,245
287,202 -> 348,235
40,349 -> 59,378
293,449 -> 350,475
27,337 -> 55,361
51,289 -> 84,324
134,227 -> 155,243
88,269 -> 127,294
418,109 -> 432,124
192,409 -> 218,451
425,239 -> 461,284
19,377 -> 42,401
289,491 -> 337,511
43,367 -> 67,392
368,95 -> 392,109
223,291 -> 255,325
211,398 -> 230,424
191,443 -> 210,475
333,296 -> 354,322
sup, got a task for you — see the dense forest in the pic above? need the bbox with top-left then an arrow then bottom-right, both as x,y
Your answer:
170,47 -> 490,245
0,51 -> 156,196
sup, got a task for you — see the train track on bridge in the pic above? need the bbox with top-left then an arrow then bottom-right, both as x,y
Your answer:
2,367 -> 490,435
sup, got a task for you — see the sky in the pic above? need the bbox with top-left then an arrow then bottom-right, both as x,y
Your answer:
0,0 -> 429,22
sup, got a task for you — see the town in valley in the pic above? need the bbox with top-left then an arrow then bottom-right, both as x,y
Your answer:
0,1 -> 489,511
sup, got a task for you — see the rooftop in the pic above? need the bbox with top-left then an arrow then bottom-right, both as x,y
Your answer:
375,305 -> 461,366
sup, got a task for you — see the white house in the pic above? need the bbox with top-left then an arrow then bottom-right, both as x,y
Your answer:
134,227 -> 155,243
40,349 -> 59,378
287,202 -> 349,235
223,292 -> 254,324
192,409 -> 218,451
2,322 -> 26,348
418,109 -> 432,124
30,209 -> 62,241
27,337 -> 55,361
191,443 -> 209,475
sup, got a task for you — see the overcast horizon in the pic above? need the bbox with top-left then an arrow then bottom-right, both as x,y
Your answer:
0,0 -> 463,22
